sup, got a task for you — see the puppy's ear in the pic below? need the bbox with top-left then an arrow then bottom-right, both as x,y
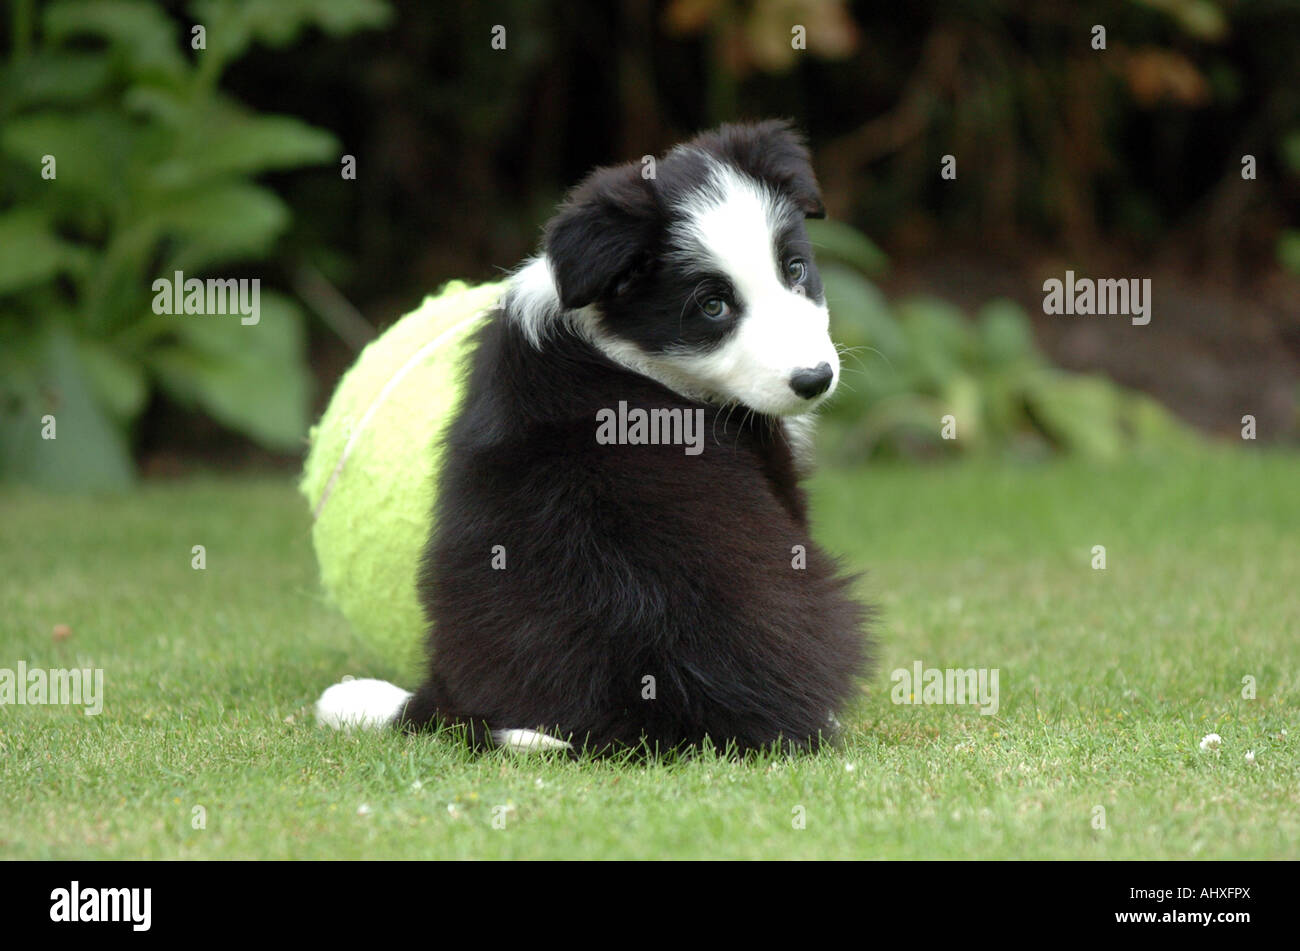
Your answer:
706,119 -> 826,219
544,164 -> 660,310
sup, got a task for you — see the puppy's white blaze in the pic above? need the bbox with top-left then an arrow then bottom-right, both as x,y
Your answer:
315,678 -> 412,730
492,728 -> 573,753
669,165 -> 839,416
670,163 -> 789,298
506,255 -> 563,347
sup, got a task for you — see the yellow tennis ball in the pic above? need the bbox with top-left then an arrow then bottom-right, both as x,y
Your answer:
300,280 -> 503,683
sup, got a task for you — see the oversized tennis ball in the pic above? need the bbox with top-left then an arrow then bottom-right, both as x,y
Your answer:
300,280 -> 504,683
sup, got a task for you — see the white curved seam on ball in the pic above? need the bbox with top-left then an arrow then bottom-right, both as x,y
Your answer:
313,308 -> 491,521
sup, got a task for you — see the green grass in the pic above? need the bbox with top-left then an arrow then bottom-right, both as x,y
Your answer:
2,449 -> 1297,859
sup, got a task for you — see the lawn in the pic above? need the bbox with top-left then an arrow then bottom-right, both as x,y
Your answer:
1,449 -> 1296,859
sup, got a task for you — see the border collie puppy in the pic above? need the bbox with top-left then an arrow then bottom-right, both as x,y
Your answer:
317,120 -> 871,755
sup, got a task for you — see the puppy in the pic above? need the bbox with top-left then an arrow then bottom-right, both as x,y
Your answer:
317,120 -> 871,755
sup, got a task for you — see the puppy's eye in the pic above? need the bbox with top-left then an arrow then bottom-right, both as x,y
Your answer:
700,297 -> 730,319
785,258 -> 808,284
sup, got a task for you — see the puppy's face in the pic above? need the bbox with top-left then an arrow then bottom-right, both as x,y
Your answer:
542,121 -> 839,417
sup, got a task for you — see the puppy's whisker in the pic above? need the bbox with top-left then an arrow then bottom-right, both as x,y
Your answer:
835,343 -> 892,372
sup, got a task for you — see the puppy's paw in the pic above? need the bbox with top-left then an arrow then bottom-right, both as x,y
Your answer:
492,728 -> 572,754
315,677 -> 412,731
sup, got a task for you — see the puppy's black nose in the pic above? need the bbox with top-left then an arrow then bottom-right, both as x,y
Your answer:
789,362 -> 833,399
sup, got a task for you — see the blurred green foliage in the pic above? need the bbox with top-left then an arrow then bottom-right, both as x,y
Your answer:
811,219 -> 1201,461
0,0 -> 390,489
1,0 -> 1282,488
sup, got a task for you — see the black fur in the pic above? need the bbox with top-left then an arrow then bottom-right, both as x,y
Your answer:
400,121 -> 871,755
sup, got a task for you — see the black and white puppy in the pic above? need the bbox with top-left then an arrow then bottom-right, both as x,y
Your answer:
317,120 -> 871,755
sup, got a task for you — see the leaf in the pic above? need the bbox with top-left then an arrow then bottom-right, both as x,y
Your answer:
190,0 -> 393,67
1,51 -> 113,108
1122,392 -> 1202,455
806,218 -> 889,277
821,263 -> 906,359
1,109 -> 138,200
978,367 -> 1032,443
135,97 -> 338,186
144,292 -> 310,450
0,323 -> 135,490
0,209 -> 91,294
1024,372 -> 1124,461
1123,47 -> 1210,108
853,393 -> 948,454
896,296 -> 976,389
142,183 -> 292,273
1172,0 -> 1228,42
43,0 -> 187,82
76,337 -> 149,425
940,372 -> 984,449
1130,0 -> 1228,42
976,298 -> 1040,367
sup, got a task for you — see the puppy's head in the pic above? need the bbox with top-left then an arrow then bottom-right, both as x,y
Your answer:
535,120 -> 837,417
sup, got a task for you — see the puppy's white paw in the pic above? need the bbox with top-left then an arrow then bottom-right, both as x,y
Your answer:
492,728 -> 572,754
315,677 -> 411,731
